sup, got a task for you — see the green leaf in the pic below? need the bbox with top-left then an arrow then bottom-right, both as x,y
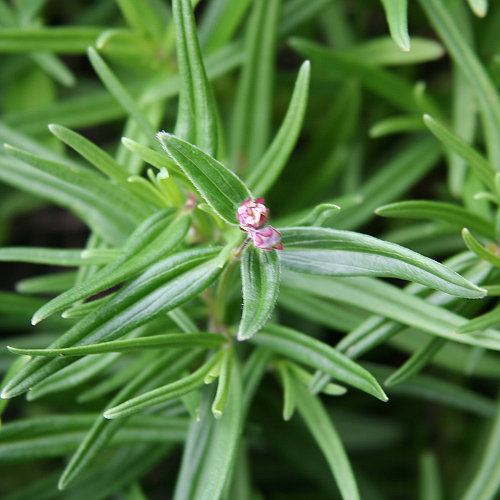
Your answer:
456,304 -> 500,334
250,324 -> 388,401
369,115 -> 425,138
0,146 -> 148,246
16,270 -> 77,294
290,38 -> 437,114
121,137 -> 182,175
379,0 -> 410,51
230,0 -> 280,170
192,356 -> 243,500
279,227 -> 486,298
0,27 -> 102,53
116,0 -> 164,41
173,0 -> 218,156
157,133 -> 251,224
283,272 -> 500,352
462,228 -> 500,268
211,348 -> 233,419
423,114 -> 495,187
348,37 -> 444,66
27,353 -> 120,402
2,248 -> 221,399
58,349 -> 200,489
275,361 -> 297,420
467,0 -> 488,17
238,245 -> 280,341
104,352 -> 223,419
376,200 -> 494,240
334,138 -> 440,230
8,333 -> 226,357
0,247 -> 109,266
385,337 -> 446,386
419,0 -> 500,167
419,452 -> 443,500
461,396 -> 500,500
31,209 -> 186,324
247,60 -> 310,196
87,46 -> 155,140
49,124 -> 129,184
368,363 -> 497,418
294,378 -> 360,500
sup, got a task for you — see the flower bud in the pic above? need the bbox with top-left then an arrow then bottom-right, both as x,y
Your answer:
237,197 -> 269,230
250,225 -> 283,251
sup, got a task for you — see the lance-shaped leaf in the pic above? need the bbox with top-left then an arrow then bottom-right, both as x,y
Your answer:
58,349 -> 201,489
250,324 -> 388,401
158,133 -> 252,224
247,60 -> 311,196
8,333 -> 226,357
2,247 -> 222,399
31,209 -> 186,324
279,227 -> 486,298
376,200 -> 494,239
238,245 -> 280,341
104,352 -> 224,419
294,378 -> 360,500
423,114 -> 495,187
0,145 -> 148,246
230,0 -> 280,169
461,395 -> 500,500
379,0 -> 410,51
191,355 -> 243,500
0,247 -> 110,266
173,0 -> 218,156
462,228 -> 500,268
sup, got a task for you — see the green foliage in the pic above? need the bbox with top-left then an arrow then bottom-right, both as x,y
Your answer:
1,1 -> 500,499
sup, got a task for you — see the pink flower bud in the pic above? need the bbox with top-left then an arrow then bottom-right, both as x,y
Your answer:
237,197 -> 269,230
250,225 -> 283,251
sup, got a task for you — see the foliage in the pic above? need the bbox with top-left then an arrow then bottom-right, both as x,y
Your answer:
1,0 -> 500,498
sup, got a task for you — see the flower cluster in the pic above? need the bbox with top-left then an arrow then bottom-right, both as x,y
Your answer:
237,198 -> 283,251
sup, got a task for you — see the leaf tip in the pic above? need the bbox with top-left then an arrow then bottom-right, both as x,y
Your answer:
31,314 -> 41,326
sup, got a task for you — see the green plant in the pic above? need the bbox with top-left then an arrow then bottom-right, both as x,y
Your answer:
2,0 -> 500,499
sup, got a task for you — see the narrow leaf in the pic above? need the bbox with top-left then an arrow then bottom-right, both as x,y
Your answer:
250,324 -> 388,401
276,361 -> 297,420
283,272 -> 500,352
192,356 -> 243,500
230,0 -> 280,169
419,0 -> 500,167
423,114 -> 495,187
0,28 -> 102,53
279,227 -> 486,298
379,0 -> 410,51
0,146 -> 147,246
294,378 -> 360,500
104,352 -> 223,419
376,200 -> 494,240
0,247 -> 109,266
385,337 -> 446,386
8,333 -> 226,357
157,133 -> 251,224
462,228 -> 500,268
211,348 -> 233,419
87,46 -> 154,140
461,396 -> 500,500
32,209 -> 186,324
247,60 -> 310,196
173,0 -> 218,156
238,245 -> 280,341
